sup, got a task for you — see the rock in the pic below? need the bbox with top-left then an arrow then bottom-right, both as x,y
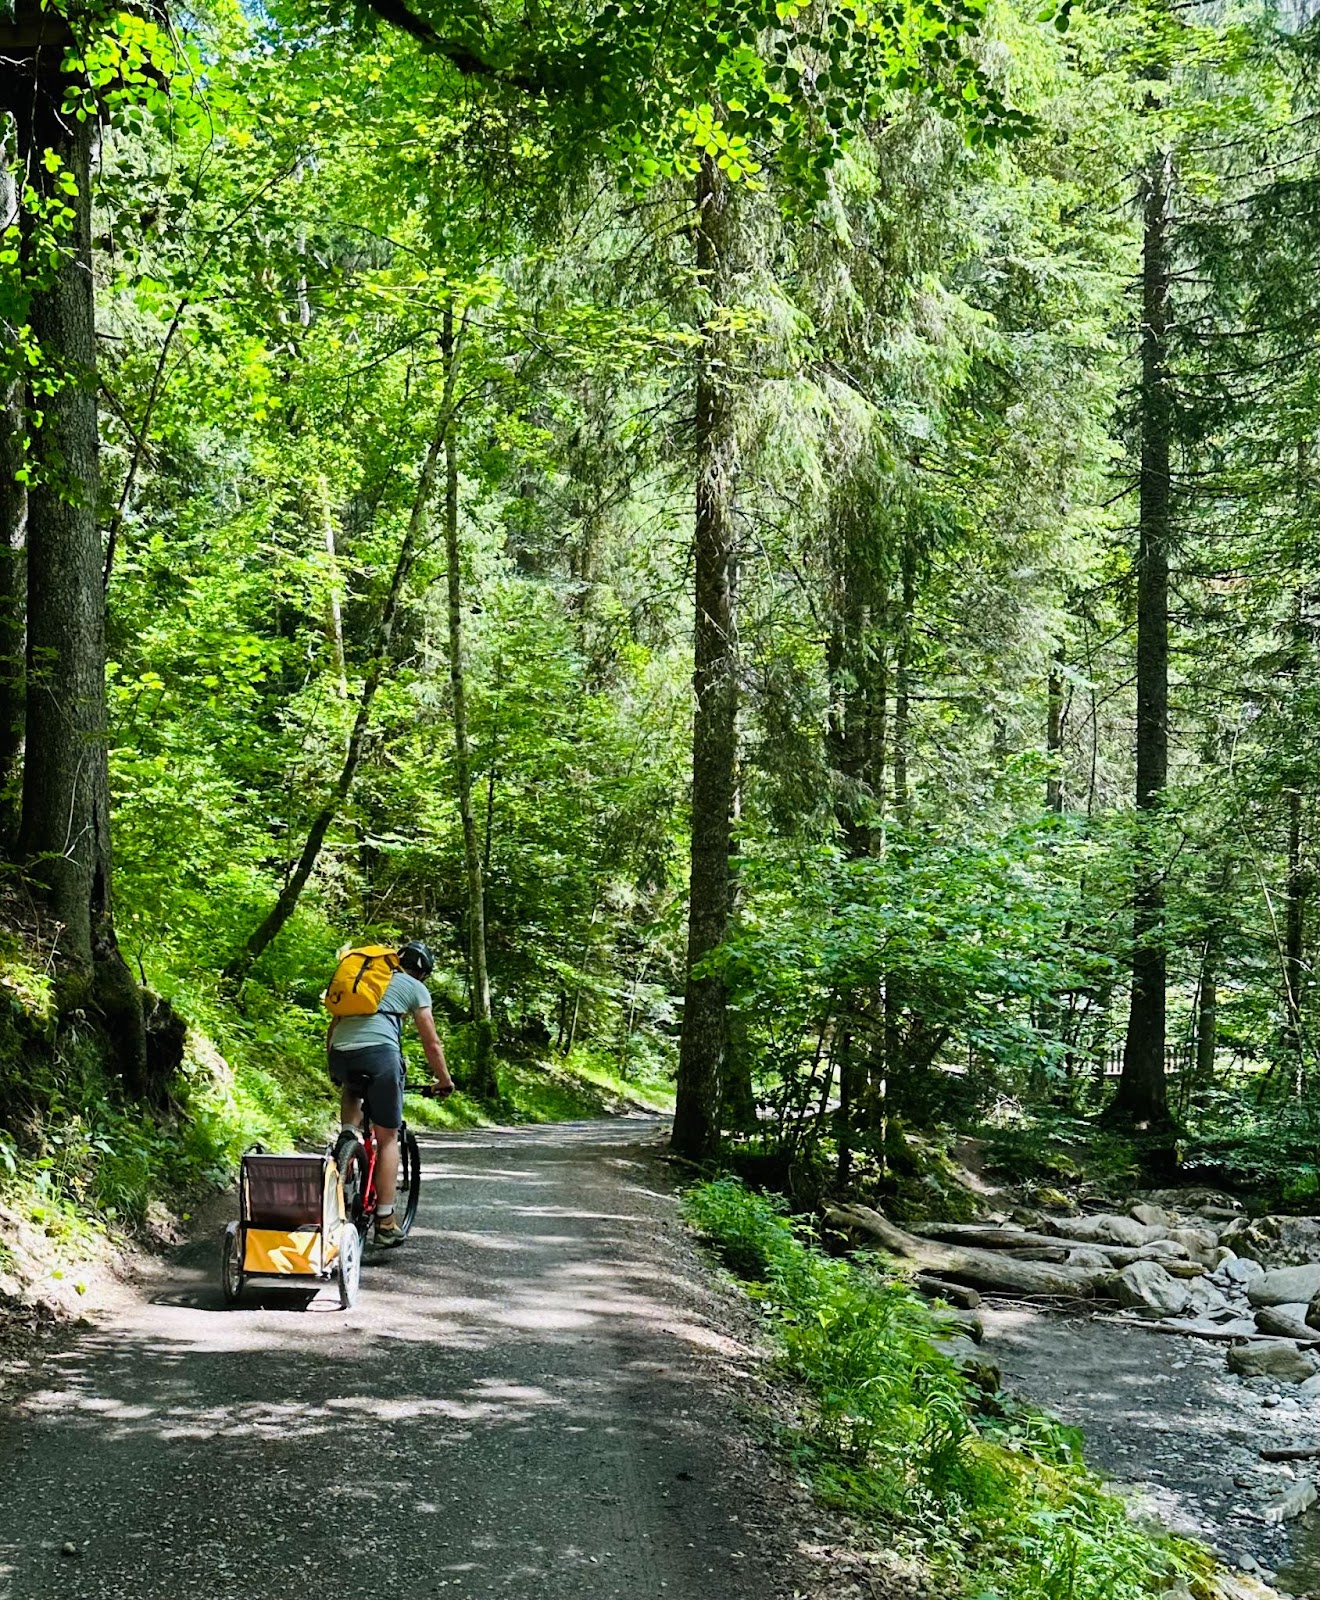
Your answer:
1168,1225 -> 1220,1265
1061,1214 -> 1160,1249
1271,1217 -> 1320,1267
1256,1303 -> 1316,1341
1227,1339 -> 1319,1383
1222,1216 -> 1279,1263
1265,1477 -> 1318,1524
1165,1260 -> 1207,1280
936,1309 -> 984,1344
1296,1372 -> 1320,1398
1131,1203 -> 1173,1229
1211,1246 -> 1237,1270
1035,1186 -> 1076,1213
60,1543 -> 78,1558
1105,1261 -> 1191,1316
931,1333 -> 1000,1391
1066,1247 -> 1115,1270
1219,1257 -> 1266,1290
1249,1265 -> 1320,1309
1139,1238 -> 1192,1261
1184,1277 -> 1231,1317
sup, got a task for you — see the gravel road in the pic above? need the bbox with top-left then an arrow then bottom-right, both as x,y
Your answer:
0,1118 -> 800,1600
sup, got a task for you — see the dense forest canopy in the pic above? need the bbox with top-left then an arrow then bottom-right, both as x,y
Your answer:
1,0 -> 1319,1194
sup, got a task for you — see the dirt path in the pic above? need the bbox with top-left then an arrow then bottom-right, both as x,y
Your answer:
980,1303 -> 1320,1596
0,1119 -> 807,1600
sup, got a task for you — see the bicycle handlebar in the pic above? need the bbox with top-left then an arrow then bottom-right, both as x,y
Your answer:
404,1080 -> 454,1099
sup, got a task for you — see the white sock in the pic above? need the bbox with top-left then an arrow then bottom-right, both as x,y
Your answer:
340,1121 -> 360,1134
377,1204 -> 395,1219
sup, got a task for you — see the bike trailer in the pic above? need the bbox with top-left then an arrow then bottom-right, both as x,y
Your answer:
221,1149 -> 360,1309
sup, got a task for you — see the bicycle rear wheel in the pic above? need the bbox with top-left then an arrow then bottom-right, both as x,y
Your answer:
395,1126 -> 421,1239
334,1129 -> 370,1239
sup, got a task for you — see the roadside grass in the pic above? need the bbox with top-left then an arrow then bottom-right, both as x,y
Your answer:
683,1178 -> 1216,1600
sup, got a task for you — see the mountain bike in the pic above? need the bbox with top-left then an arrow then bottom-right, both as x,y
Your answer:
332,1078 -> 433,1244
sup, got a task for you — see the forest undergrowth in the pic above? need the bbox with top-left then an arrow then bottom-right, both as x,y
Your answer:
684,1178 -> 1217,1600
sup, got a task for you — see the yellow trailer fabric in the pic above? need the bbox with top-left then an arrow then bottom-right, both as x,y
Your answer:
244,1227 -> 331,1275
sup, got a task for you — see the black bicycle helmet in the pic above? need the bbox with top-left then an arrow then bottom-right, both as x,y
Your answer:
398,940 -> 435,979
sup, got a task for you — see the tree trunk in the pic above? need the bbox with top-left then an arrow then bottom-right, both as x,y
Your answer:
892,550 -> 914,826
1284,783 -> 1306,1068
673,155 -> 739,1164
2,32 -> 146,1085
229,410 -> 449,978
1113,147 -> 1173,1135
1196,932 -> 1218,1084
442,307 -> 496,1101
0,114 -> 25,842
1046,649 -> 1065,813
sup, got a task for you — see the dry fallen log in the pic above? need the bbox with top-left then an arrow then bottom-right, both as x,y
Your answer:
1094,1314 -> 1318,1345
911,1222 -> 1144,1266
825,1203 -> 1102,1299
1261,1446 -> 1320,1462
913,1275 -> 982,1310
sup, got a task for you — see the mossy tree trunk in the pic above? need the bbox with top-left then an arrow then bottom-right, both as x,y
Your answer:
673,154 -> 740,1164
2,20 -> 147,1086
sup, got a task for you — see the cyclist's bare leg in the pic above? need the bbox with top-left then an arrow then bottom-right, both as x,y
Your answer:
340,1088 -> 365,1130
374,1125 -> 400,1207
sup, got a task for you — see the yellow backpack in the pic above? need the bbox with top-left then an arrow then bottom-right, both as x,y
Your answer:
323,945 -> 401,1018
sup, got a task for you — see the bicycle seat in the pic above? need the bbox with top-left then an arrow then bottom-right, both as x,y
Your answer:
345,1071 -> 373,1095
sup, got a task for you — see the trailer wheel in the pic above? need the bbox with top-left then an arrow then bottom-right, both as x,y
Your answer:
337,1223 -> 361,1310
221,1223 -> 244,1307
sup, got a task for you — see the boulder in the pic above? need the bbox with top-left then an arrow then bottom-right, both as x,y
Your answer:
1138,1238 -> 1192,1261
1105,1261 -> 1191,1317
1060,1214 -> 1160,1249
1306,1287 -> 1320,1333
1167,1225 -> 1220,1265
1221,1216 -> 1278,1263
1226,1338 -> 1318,1384
1131,1202 -> 1173,1230
1183,1277 -> 1231,1318
1255,1303 -> 1316,1341
1216,1256 -> 1266,1290
1067,1246 -> 1116,1270
1248,1264 -> 1320,1309
931,1332 -> 1000,1391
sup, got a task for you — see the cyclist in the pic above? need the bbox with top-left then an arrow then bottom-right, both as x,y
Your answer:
327,939 -> 454,1248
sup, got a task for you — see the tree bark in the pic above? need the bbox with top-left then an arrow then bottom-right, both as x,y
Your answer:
0,114 -> 26,841
442,308 -> 496,1100
1284,783 -> 1307,1066
1046,649 -> 1065,813
892,549 -> 914,826
229,410 -> 449,978
1114,146 -> 1174,1134
2,28 -> 147,1085
673,155 -> 739,1164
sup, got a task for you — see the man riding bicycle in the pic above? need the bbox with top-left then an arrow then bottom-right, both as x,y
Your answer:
327,940 -> 454,1248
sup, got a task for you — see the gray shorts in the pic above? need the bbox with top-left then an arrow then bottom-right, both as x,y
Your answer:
329,1043 -> 404,1130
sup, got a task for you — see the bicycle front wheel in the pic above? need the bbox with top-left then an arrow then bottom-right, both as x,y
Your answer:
334,1129 -> 370,1239
395,1126 -> 421,1239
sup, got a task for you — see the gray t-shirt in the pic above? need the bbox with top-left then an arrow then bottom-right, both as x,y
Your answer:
331,970 -> 432,1052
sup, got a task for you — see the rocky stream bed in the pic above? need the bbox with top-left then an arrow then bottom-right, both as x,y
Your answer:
826,1192 -> 1320,1598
